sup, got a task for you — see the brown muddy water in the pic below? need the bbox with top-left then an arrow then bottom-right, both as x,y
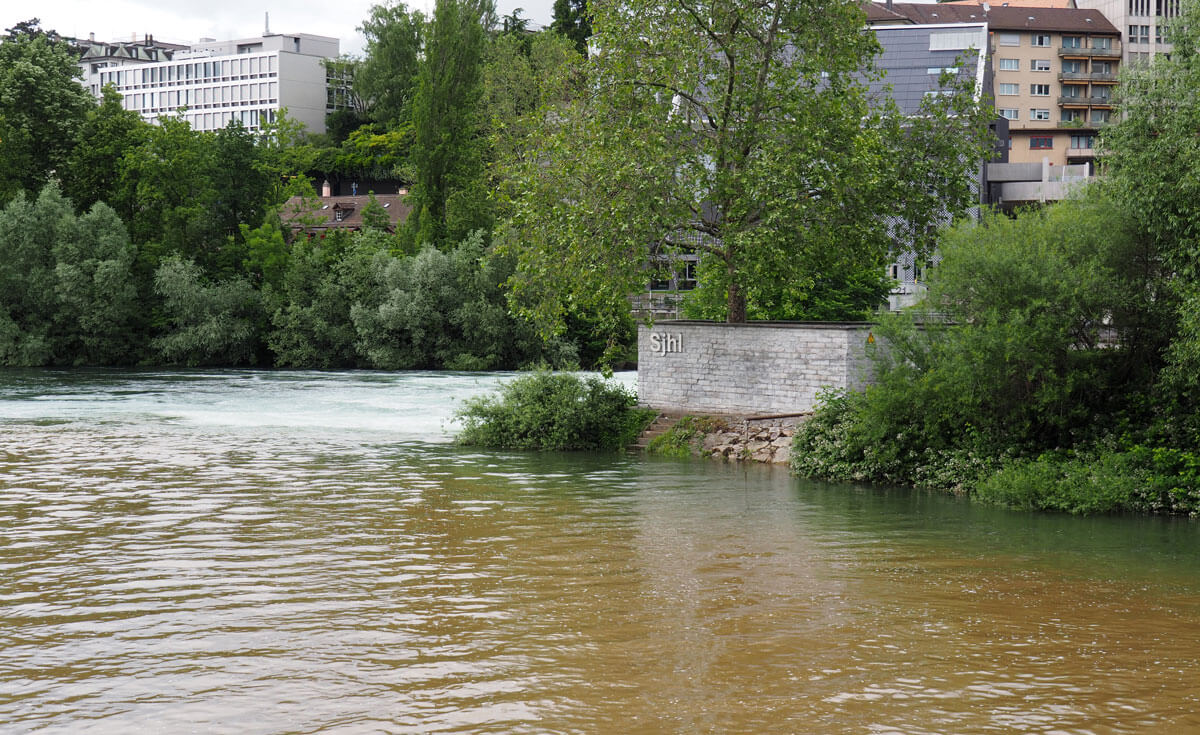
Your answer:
1,370 -> 1199,734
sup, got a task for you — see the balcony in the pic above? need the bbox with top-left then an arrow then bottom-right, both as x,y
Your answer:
1058,95 -> 1090,106
1058,46 -> 1122,58
1089,96 -> 1114,107
1067,146 -> 1097,158
1058,71 -> 1119,83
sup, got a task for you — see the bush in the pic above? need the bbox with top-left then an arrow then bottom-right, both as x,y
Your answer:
974,451 -> 1147,514
456,372 -> 654,450
647,415 -> 729,458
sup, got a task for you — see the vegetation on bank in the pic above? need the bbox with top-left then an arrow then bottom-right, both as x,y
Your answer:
455,372 -> 655,450
788,3 -> 1200,516
646,416 -> 730,458
0,15 -> 636,370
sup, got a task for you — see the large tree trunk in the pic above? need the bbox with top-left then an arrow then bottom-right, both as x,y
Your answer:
726,278 -> 747,323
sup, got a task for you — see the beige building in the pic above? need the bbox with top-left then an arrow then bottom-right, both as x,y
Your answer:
870,4 -> 1121,168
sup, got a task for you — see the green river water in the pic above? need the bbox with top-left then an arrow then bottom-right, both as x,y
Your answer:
1,370 -> 1198,733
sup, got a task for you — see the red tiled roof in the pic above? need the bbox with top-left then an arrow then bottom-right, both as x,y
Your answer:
279,194 -> 412,233
869,2 -> 1119,34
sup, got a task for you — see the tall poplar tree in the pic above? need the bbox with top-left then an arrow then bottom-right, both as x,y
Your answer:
406,0 -> 494,248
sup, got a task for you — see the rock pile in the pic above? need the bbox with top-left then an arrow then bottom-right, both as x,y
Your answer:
700,417 -> 802,465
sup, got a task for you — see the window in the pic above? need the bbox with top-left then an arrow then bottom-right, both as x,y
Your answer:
999,108 -> 1019,120
998,32 -> 1020,46
1062,85 -> 1083,98
1062,109 -> 1084,123
1030,136 -> 1054,149
926,67 -> 959,76
1062,60 -> 1084,74
1094,36 -> 1114,49
1094,60 -> 1114,73
998,58 -> 1019,71
1032,33 -> 1052,47
1031,84 -> 1051,96
998,83 -> 1019,95
1093,86 -> 1112,100
1091,109 -> 1111,123
1032,59 -> 1052,71
1030,108 -> 1051,120
1070,134 -> 1095,149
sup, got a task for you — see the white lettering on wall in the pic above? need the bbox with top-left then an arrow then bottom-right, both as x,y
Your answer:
650,332 -> 683,356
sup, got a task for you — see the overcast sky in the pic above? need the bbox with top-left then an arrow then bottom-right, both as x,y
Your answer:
3,0 -> 557,57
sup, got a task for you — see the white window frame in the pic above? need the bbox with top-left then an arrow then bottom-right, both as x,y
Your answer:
1030,108 -> 1051,120
998,32 -> 1020,46
998,83 -> 1020,96
1032,59 -> 1052,72
1031,84 -> 1051,96
999,108 -> 1019,120
997,58 -> 1019,71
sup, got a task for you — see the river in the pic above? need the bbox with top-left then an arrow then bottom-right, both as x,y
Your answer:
1,370 -> 1199,733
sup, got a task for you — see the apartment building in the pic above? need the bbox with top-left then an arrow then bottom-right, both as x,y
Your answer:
870,4 -> 1120,168
1074,0 -> 1180,63
74,32 -> 345,134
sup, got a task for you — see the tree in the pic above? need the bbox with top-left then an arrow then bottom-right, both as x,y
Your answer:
153,256 -> 263,366
1100,0 -> 1200,408
500,0 -> 992,326
61,86 -> 150,212
551,0 -> 592,55
0,184 -> 71,364
405,0 -> 494,248
0,19 -> 94,198
52,202 -> 141,364
356,3 -> 426,126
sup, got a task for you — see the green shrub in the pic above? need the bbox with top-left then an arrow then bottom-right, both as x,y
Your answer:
647,415 -> 729,458
456,372 -> 654,450
974,452 -> 1146,514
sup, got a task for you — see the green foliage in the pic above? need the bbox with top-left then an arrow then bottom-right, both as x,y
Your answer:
350,230 -> 551,369
406,0 -> 493,248
267,231 -> 361,368
0,184 -> 141,366
501,0 -> 993,326
792,194 -> 1161,505
0,20 -> 94,198
153,257 -> 263,366
360,192 -> 392,232
0,185 -> 71,364
456,372 -> 651,450
974,451 -> 1145,515
52,202 -> 141,365
356,3 -> 426,126
61,86 -> 150,212
240,215 -> 291,292
647,415 -> 729,458
550,0 -> 591,55
682,252 -> 891,321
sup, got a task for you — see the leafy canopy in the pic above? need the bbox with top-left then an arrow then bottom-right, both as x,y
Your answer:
500,0 -> 993,326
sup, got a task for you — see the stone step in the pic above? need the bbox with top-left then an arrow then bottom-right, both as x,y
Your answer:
628,413 -> 683,451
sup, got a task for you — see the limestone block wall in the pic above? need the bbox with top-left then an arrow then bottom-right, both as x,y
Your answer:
637,321 -> 877,415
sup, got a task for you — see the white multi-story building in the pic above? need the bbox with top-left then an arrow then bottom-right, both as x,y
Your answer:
76,32 -> 343,133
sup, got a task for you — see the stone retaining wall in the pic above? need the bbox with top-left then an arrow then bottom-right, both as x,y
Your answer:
638,321 -> 876,415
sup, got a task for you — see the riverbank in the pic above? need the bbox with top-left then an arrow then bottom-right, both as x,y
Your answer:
644,414 -> 808,465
